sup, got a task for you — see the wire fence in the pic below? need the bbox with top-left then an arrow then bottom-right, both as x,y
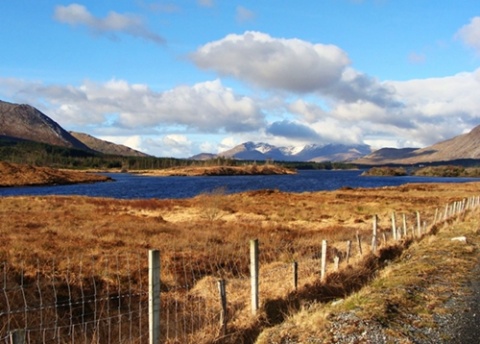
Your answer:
1,196 -> 478,344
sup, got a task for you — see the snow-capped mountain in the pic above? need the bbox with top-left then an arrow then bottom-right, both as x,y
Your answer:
193,141 -> 372,162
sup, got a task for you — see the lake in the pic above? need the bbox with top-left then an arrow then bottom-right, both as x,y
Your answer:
1,170 -> 479,199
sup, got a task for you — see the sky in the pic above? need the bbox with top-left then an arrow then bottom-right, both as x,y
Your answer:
1,1 -> 480,158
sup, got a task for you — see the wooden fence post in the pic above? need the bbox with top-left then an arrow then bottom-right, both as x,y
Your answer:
9,329 -> 25,344
371,215 -> 378,254
416,212 -> 421,237
217,279 -> 227,336
292,262 -> 298,291
149,249 -> 161,344
402,214 -> 407,238
356,231 -> 363,256
321,240 -> 327,282
250,239 -> 259,315
391,212 -> 397,241
334,256 -> 340,271
346,240 -> 352,264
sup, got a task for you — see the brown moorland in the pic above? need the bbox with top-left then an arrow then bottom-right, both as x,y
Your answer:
0,161 -> 112,187
136,163 -> 296,176
2,178 -> 480,342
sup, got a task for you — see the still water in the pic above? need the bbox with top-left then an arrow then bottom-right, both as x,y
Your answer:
1,170 -> 478,199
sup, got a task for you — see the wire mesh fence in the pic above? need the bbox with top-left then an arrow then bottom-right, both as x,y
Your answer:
1,196 -> 478,343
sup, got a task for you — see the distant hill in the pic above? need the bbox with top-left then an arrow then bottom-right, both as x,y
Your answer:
70,131 -> 150,157
0,100 -> 91,151
189,153 -> 217,161
354,125 -> 480,165
203,141 -> 372,162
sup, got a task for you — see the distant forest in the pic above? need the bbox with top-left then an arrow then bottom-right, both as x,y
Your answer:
0,137 -> 356,170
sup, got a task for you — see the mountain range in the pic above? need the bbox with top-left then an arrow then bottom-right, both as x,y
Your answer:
2,99 -> 480,165
198,141 -> 373,162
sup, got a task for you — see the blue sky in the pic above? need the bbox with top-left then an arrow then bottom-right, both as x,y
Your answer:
1,1 -> 480,157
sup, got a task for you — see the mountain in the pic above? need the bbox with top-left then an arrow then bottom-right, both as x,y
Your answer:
0,100 -> 91,151
189,153 -> 217,161
0,100 -> 149,158
206,141 -> 372,162
354,124 -> 480,165
70,131 -> 150,157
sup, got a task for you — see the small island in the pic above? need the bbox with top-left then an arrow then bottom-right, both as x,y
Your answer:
361,166 -> 408,176
0,161 -> 112,187
136,164 -> 297,176
361,165 -> 480,178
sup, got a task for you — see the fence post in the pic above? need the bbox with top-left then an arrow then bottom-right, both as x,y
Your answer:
9,329 -> 25,344
356,231 -> 363,256
334,256 -> 340,271
346,240 -> 352,264
292,262 -> 298,291
372,215 -> 378,254
321,240 -> 327,282
391,212 -> 397,241
149,250 -> 160,344
217,279 -> 228,336
250,239 -> 259,315
402,214 -> 407,238
416,212 -> 421,237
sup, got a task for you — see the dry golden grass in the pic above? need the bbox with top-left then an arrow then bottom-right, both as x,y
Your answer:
257,199 -> 480,343
0,161 -> 111,186
2,181 -> 480,343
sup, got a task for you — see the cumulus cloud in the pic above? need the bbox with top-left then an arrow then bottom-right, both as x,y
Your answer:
191,31 -> 350,93
456,16 -> 480,53
0,77 -> 265,134
266,120 -> 320,140
288,99 -> 327,123
54,3 -> 165,44
190,31 -> 400,109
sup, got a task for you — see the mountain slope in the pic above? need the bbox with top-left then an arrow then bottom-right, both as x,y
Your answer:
70,131 -> 150,157
354,125 -> 480,165
0,100 -> 91,151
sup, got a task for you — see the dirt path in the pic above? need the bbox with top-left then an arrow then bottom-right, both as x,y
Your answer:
451,260 -> 480,343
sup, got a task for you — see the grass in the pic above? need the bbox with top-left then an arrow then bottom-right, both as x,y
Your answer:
1,181 -> 480,342
257,207 -> 480,343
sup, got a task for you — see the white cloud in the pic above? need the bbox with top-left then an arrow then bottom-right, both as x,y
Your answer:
191,31 -> 400,109
218,137 -> 239,152
161,134 -> 192,156
191,31 -> 350,93
0,77 -> 265,134
54,3 -> 165,44
456,16 -> 480,53
288,99 -> 327,123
